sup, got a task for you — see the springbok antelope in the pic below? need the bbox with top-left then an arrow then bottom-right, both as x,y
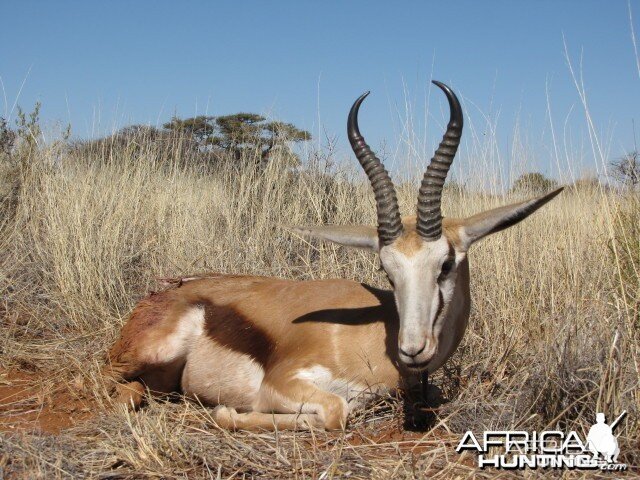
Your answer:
105,81 -> 563,431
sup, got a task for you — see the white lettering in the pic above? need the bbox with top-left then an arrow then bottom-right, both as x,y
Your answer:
455,431 -> 482,452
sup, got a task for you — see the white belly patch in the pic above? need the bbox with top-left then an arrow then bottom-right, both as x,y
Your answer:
182,336 -> 264,409
294,365 -> 385,410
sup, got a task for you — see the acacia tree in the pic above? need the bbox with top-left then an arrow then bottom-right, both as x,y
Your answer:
510,172 -> 558,194
164,113 -> 311,166
610,151 -> 639,189
163,116 -> 216,146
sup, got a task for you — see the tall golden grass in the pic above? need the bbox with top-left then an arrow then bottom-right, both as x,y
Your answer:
0,126 -> 638,477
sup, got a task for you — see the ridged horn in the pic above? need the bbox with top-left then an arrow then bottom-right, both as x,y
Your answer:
416,81 -> 463,241
348,92 -> 403,246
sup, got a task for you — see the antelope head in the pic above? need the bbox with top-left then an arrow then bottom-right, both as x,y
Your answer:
294,81 -> 563,372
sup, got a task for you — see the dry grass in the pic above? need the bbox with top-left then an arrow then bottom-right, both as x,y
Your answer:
0,130 -> 638,478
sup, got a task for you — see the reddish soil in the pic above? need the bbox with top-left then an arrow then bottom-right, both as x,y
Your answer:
350,421 -> 419,445
0,369 -> 459,456
346,420 -> 451,455
0,368 -> 95,434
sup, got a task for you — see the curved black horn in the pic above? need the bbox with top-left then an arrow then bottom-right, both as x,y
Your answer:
416,81 -> 463,241
348,92 -> 403,246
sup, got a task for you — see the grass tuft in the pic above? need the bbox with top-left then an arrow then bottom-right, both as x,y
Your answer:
0,130 -> 638,478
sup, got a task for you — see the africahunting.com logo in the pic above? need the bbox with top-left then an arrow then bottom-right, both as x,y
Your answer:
456,411 -> 628,471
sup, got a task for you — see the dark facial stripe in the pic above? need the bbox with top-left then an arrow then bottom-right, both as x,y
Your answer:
434,289 -> 445,325
435,241 -> 453,323
200,300 -> 274,367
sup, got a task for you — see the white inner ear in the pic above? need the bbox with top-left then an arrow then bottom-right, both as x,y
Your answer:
457,188 -> 564,250
290,225 -> 379,251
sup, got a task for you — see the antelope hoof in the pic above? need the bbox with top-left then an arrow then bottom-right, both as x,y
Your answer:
296,414 -> 325,430
114,382 -> 145,410
213,405 -> 238,429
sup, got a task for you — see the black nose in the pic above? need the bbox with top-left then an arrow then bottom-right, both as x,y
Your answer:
399,342 -> 426,358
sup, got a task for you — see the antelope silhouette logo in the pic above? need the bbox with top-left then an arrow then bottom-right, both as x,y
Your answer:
586,411 -> 626,463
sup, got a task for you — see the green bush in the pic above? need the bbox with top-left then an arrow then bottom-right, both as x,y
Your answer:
510,172 -> 558,194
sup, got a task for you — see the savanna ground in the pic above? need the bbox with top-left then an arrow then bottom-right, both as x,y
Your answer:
0,116 -> 638,479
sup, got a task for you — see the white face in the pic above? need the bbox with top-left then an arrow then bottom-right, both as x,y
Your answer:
379,236 -> 462,371
295,188 -> 562,371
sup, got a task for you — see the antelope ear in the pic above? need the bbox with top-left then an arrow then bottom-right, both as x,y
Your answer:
457,187 -> 564,250
289,225 -> 379,250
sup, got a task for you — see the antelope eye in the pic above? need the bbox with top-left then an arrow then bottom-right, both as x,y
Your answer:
441,259 -> 455,275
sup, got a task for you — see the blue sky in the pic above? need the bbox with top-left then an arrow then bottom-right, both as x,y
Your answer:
1,1 -> 639,184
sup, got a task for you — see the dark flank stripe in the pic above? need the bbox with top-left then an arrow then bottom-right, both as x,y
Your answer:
200,300 -> 274,367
